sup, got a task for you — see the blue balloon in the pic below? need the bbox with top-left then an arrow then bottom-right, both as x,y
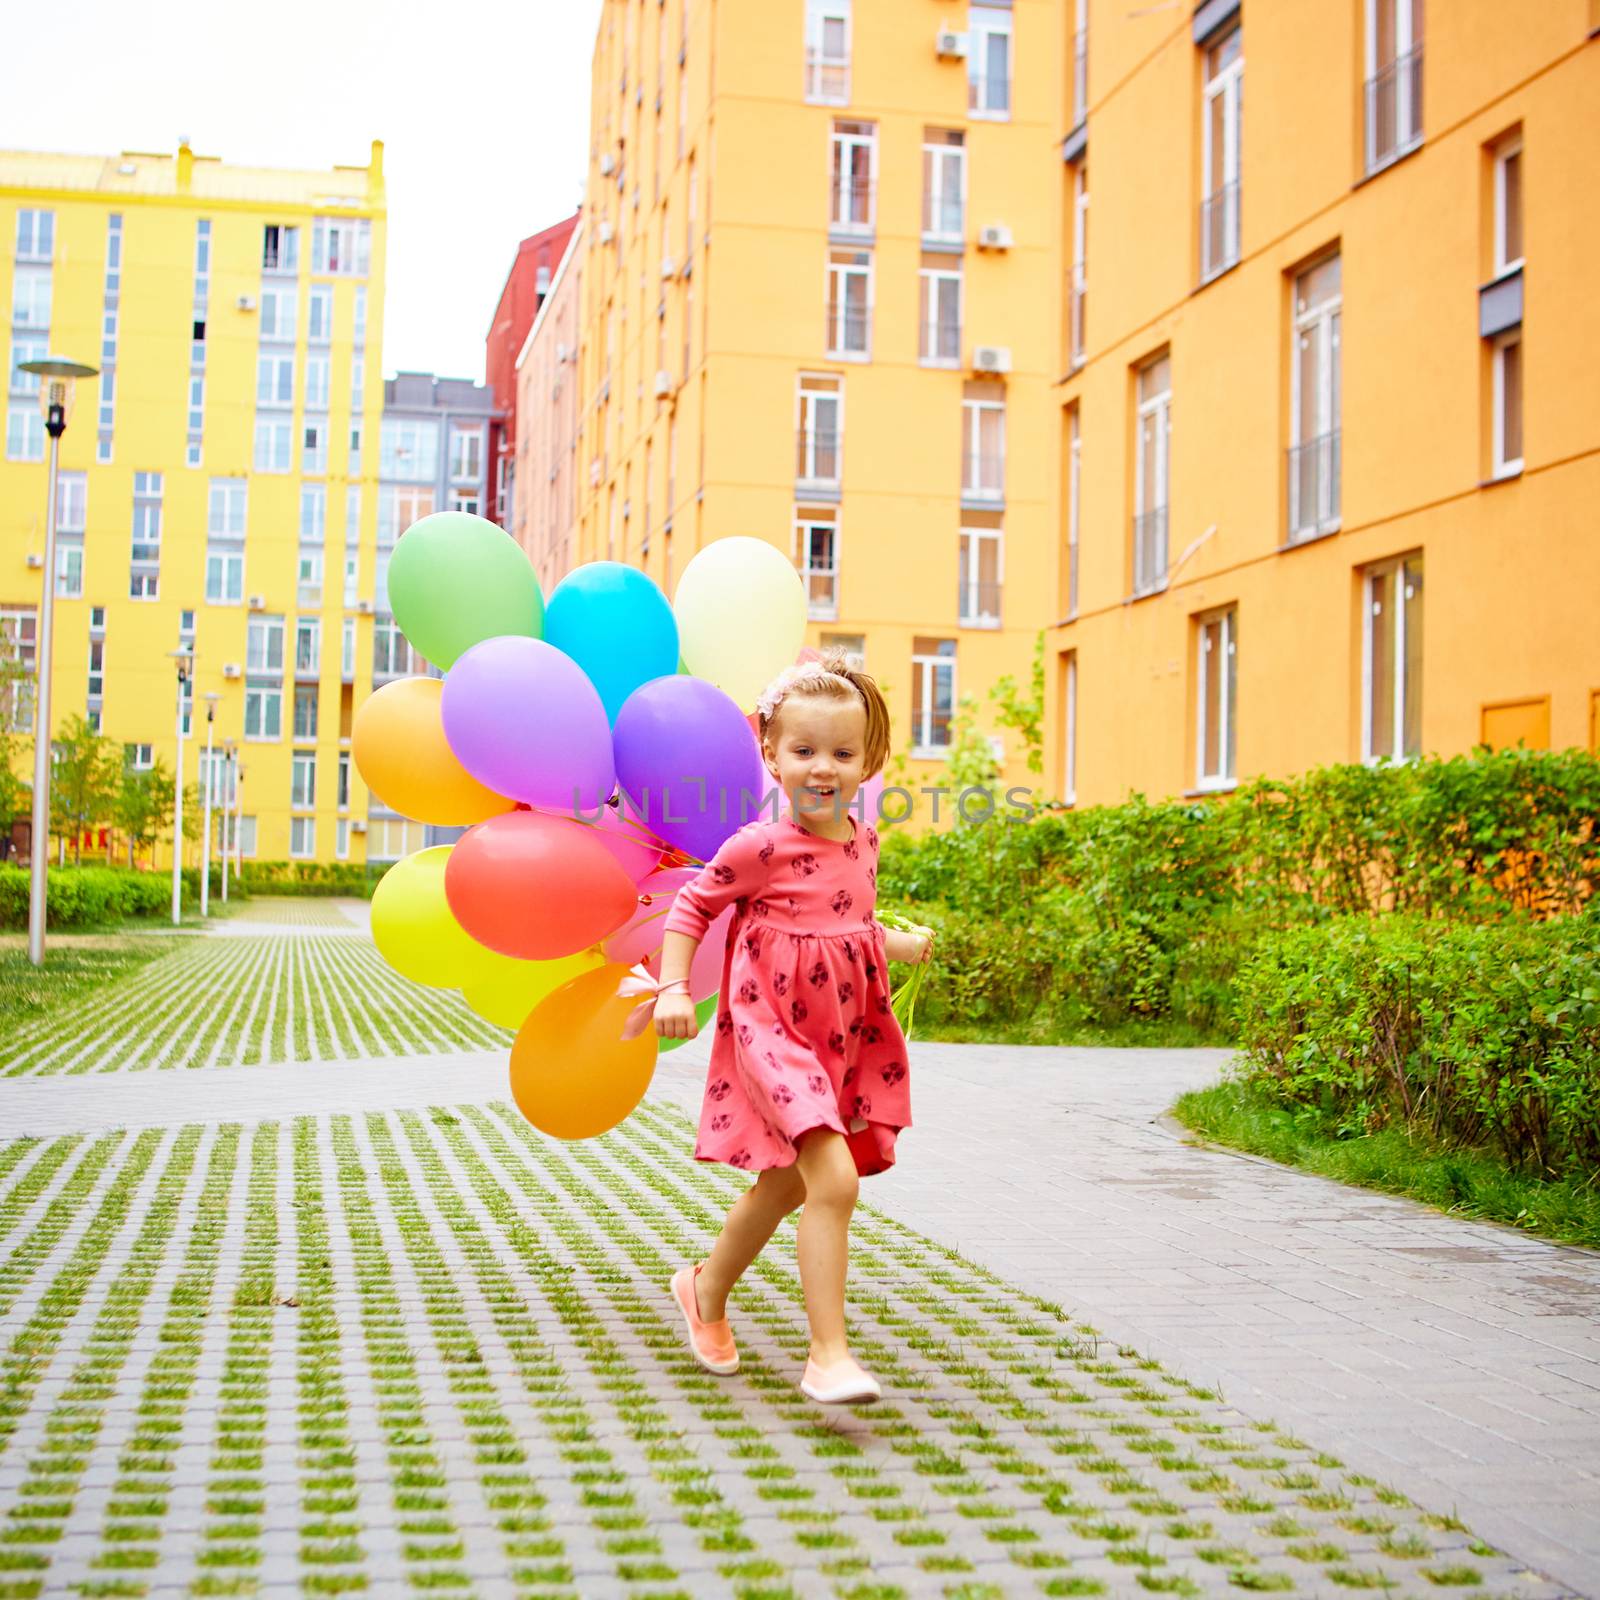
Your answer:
543,562 -> 680,724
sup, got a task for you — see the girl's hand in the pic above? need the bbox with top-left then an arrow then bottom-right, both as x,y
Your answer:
911,931 -> 934,966
655,992 -> 699,1040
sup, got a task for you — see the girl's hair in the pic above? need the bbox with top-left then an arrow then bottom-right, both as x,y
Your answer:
756,651 -> 891,776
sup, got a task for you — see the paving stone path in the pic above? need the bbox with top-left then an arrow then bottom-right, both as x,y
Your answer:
0,909 -> 1590,1599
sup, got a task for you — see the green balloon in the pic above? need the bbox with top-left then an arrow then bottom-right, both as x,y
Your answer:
658,992 -> 719,1055
386,512 -> 545,669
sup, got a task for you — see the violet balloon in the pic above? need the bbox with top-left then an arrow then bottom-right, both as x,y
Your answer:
612,676 -> 767,864
441,636 -> 616,813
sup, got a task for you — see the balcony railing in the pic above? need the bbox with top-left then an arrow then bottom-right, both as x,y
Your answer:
1071,29 -> 1087,127
921,316 -> 961,365
958,580 -> 1003,628
795,427 -> 841,488
1199,180 -> 1240,282
830,176 -> 874,232
912,710 -> 952,752
1068,262 -> 1086,368
961,453 -> 1005,504
825,305 -> 871,357
1364,46 -> 1423,174
1133,506 -> 1169,596
805,570 -> 838,620
1287,429 -> 1342,543
922,194 -> 964,241
805,52 -> 849,103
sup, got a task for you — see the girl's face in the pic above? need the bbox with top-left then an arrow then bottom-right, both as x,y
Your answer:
764,696 -> 868,819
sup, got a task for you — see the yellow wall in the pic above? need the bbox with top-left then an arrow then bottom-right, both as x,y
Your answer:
1049,2 -> 1600,805
1,143 -> 387,868
576,0 -> 1063,808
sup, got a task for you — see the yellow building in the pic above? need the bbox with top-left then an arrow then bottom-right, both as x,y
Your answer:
1048,0 -> 1600,807
576,0 -> 1062,794
1,140 -> 387,868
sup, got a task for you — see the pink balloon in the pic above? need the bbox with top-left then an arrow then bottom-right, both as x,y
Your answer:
603,867 -> 697,967
858,771 -> 885,828
646,903 -> 733,1002
555,795 -> 667,885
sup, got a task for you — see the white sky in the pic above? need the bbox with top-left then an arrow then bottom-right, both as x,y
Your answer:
0,0 -> 602,382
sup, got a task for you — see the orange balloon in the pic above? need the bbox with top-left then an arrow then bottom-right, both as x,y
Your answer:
509,964 -> 659,1139
353,677 -> 513,826
445,810 -> 637,960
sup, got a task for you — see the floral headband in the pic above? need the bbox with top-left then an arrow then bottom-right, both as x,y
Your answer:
755,662 -> 861,724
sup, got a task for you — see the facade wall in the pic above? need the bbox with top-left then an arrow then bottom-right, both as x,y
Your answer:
1047,1 -> 1600,807
0,141 -> 388,868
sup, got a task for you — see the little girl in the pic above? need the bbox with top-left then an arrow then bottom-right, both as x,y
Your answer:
652,653 -> 932,1406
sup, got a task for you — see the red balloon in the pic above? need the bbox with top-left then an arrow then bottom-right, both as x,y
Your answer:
445,811 -> 637,960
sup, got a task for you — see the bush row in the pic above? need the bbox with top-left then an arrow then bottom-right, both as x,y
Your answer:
0,865 -> 180,929
237,860 -> 387,898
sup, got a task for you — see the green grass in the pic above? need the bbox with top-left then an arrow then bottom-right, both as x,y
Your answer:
1172,1077 -> 1600,1251
911,1014 -> 1227,1049
0,940 -> 173,1035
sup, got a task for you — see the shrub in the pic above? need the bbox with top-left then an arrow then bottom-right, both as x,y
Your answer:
237,860 -> 389,898
0,865 -> 184,929
1233,914 -> 1600,1178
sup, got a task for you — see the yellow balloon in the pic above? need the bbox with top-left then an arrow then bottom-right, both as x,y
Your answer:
459,945 -> 604,1030
674,536 -> 807,709
370,847 -> 481,989
509,964 -> 658,1140
353,676 -> 514,826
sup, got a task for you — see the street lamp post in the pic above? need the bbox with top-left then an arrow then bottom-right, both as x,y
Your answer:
168,646 -> 194,926
200,691 -> 221,918
221,740 -> 236,903
18,355 -> 98,968
234,762 -> 245,884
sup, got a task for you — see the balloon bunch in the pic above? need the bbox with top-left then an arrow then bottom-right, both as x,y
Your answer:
353,512 -> 808,1142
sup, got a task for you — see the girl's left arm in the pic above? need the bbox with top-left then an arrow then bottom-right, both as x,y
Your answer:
882,926 -> 933,965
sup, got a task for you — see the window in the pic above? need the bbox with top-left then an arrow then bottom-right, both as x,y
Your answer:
961,399 -> 1005,504
1066,405 -> 1081,617
290,816 -> 316,859
1,607 -> 37,731
449,489 -> 480,516
298,550 -> 324,607
300,484 -> 327,545
351,356 -> 365,413
805,0 -> 850,104
126,743 -> 154,770
820,632 -> 866,666
450,426 -> 484,482
1288,254 -> 1342,541
373,614 -> 407,679
1493,133 -> 1523,276
131,471 -> 162,598
308,285 -> 333,343
826,253 -> 872,357
796,375 -> 842,489
209,477 -> 247,535
911,637 -> 956,753
312,217 -> 371,276
86,637 -> 105,706
263,224 -> 300,273
55,544 -> 83,600
919,268 -> 962,365
354,286 -> 367,343
205,548 -> 244,605
344,554 -> 359,609
1071,0 -> 1088,127
922,130 -> 966,241
341,617 -> 356,678
1491,330 -> 1523,479
1365,0 -> 1423,174
293,687 -> 319,741
1070,166 -> 1089,368
15,208 -> 54,261
1061,652 -> 1077,805
338,750 -> 351,810
378,485 -> 436,544
336,819 -> 350,860
959,529 -> 1003,627
1200,25 -> 1243,281
10,332 -> 46,396
369,817 -> 422,861
303,419 -> 327,475
55,472 -> 87,533
295,617 -> 321,678
247,615 -> 286,675
796,511 -> 839,620
290,752 -> 317,810
830,120 -> 876,232
6,408 -> 44,462
244,684 -> 282,741
304,355 -> 330,410
1134,354 -> 1171,595
11,267 -> 52,330
1196,607 -> 1238,789
254,416 -> 292,473
259,285 -> 298,341
969,8 -> 1013,120
1364,554 -> 1423,763
380,418 -> 440,480
235,815 -> 258,858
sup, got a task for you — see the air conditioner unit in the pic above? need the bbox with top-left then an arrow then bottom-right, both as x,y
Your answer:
936,27 -> 969,58
351,818 -> 368,834
247,593 -> 267,611
356,598 -> 374,615
972,345 -> 1013,375
25,553 -> 43,570
652,370 -> 673,398
659,256 -> 676,279
599,153 -> 616,176
977,224 -> 1013,251
236,294 -> 258,312
222,663 -> 242,680
597,220 -> 615,244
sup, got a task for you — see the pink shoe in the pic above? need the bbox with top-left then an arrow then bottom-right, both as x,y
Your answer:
670,1264 -> 740,1376
800,1355 -> 882,1405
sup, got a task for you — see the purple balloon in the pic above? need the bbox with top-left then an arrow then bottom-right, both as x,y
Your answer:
441,635 -> 616,812
613,677 -> 768,863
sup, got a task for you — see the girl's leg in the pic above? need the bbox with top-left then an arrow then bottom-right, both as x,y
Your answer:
792,1129 -> 859,1366
696,1163 -> 806,1321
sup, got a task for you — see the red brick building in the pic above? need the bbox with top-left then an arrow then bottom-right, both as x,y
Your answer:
485,212 -> 579,526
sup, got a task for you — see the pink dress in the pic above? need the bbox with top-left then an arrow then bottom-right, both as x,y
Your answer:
663,814 -> 911,1177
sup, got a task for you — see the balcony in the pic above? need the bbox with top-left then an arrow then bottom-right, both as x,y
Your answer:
1286,429 -> 1342,544
961,453 -> 1005,510
958,579 -> 1002,629
1068,263 -> 1086,369
1133,506 -> 1168,596
1199,180 -> 1240,282
795,428 -> 841,497
1364,46 -> 1423,175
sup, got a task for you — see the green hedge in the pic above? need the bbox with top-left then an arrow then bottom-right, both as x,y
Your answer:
1232,914 -> 1600,1180
238,860 -> 389,898
0,865 -> 180,929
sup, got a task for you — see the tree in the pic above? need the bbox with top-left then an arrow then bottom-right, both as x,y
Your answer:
113,758 -> 171,869
0,632 -> 29,857
49,714 -> 119,865
990,631 -> 1046,778
938,695 -> 1002,801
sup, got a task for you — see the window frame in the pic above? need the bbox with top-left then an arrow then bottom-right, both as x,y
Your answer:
830,120 -> 877,233
910,638 -> 957,757
1493,132 -> 1523,277
1134,353 -> 1172,595
921,137 -> 967,242
1491,328 -> 1523,480
918,267 -> 963,367
1200,24 -> 1243,281
958,526 -> 1004,629
795,509 -> 840,621
1361,554 -> 1424,765
1195,606 -> 1239,791
796,374 -> 843,489
825,254 -> 873,360
804,0 -> 852,105
961,398 -> 1006,504
968,8 -> 1013,121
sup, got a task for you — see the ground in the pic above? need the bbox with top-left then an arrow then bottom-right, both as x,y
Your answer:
0,901 -> 1594,1599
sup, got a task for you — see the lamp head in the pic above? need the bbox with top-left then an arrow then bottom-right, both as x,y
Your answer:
20,355 -> 98,437
167,645 -> 195,681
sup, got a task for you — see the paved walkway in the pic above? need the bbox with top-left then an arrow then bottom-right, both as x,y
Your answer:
1,915 -> 1594,1598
